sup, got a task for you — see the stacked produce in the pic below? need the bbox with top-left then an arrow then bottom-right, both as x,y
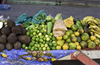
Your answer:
0,19 -> 30,51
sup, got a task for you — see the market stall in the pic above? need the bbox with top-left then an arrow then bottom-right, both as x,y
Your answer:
0,10 -> 100,65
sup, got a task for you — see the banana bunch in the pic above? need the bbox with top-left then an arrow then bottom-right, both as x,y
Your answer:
82,16 -> 100,39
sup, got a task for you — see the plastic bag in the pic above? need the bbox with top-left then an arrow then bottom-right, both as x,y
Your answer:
15,13 -> 28,24
53,19 -> 67,31
0,15 -> 10,22
32,10 -> 47,24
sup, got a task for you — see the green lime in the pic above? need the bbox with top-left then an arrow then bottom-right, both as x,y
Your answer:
37,30 -> 40,33
38,33 -> 42,36
40,35 -> 44,39
35,42 -> 38,44
41,44 -> 44,48
34,44 -> 38,48
47,47 -> 50,50
30,34 -> 33,37
30,30 -> 33,34
28,46 -> 31,50
51,47 -> 56,50
37,27 -> 41,30
45,44 -> 48,47
31,48 -> 34,51
34,48 -> 38,51
38,44 -> 40,48
43,47 -> 46,51
43,32 -> 46,35
39,42 -> 42,44
41,22 -> 45,25
32,41 -> 35,43
36,35 -> 39,38
39,47 -> 42,51
53,43 -> 57,47
29,42 -> 34,46
43,41 -> 46,44
49,43 -> 52,47
40,30 -> 44,33
32,37 -> 36,41
33,32 -> 36,36
26,32 -> 30,36
36,38 -> 39,41
25,47 -> 28,50
39,39 -> 43,42
22,44 -> 26,48
46,38 -> 50,41
43,38 -> 46,41
29,28 -> 32,30
50,40 -> 52,42
48,36 -> 52,39
52,37 -> 56,41
34,29 -> 37,32
50,33 -> 53,36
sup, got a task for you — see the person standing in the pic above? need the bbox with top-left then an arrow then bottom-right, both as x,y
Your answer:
2,0 -> 6,5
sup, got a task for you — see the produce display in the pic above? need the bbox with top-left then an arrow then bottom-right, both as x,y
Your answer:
1,12 -> 100,52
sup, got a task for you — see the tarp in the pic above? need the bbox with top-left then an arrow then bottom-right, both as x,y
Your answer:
0,49 -> 76,65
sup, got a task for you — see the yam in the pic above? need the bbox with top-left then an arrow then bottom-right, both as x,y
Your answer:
7,19 -> 15,28
14,41 -> 21,50
7,33 -> 17,44
6,43 -> 13,51
1,27 -> 11,36
0,35 -> 7,45
0,44 -> 5,52
18,35 -> 30,45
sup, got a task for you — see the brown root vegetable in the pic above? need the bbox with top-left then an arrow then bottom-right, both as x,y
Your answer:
0,44 -> 5,52
6,43 -> 13,51
0,35 -> 7,45
14,41 -> 21,50
18,35 -> 30,45
7,33 -> 17,44
1,27 -> 11,36
7,19 -> 15,28
11,26 -> 26,35
18,25 -> 27,35
11,26 -> 21,35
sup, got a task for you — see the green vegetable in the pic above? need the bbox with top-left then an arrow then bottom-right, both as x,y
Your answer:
46,15 -> 53,21
55,13 -> 62,20
76,21 -> 83,29
47,22 -> 52,34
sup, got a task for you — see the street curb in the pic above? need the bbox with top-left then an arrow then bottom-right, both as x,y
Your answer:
6,0 -> 100,7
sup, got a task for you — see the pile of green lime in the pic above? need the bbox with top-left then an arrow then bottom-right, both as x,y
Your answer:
22,22 -> 57,51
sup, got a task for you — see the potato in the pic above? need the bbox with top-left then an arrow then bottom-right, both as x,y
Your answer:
14,41 -> 21,50
7,19 -> 15,28
1,27 -> 11,36
0,35 -> 7,45
7,33 -> 17,44
6,43 -> 13,51
0,44 -> 5,52
18,35 -> 30,45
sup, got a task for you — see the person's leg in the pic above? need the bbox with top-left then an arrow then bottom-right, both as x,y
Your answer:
2,0 -> 6,5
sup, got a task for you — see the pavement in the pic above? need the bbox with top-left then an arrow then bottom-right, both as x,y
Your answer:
0,4 -> 100,65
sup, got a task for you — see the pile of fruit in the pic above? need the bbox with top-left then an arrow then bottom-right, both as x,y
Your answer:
21,14 -> 100,51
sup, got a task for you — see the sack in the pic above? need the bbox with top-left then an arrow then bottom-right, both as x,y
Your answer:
32,10 -> 47,24
53,19 -> 67,31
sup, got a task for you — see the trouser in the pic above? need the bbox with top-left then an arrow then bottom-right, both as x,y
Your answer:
0,0 -> 1,4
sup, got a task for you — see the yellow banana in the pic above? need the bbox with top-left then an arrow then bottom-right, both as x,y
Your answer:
86,18 -> 99,25
90,29 -> 100,35
94,18 -> 100,23
82,16 -> 94,25
95,33 -> 100,39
